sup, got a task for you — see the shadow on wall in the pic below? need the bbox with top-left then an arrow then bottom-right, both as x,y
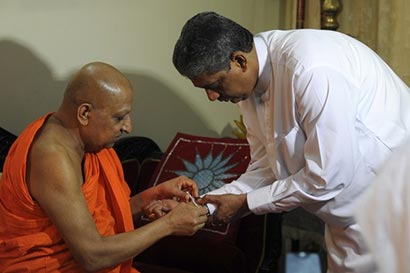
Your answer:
125,73 -> 218,150
0,39 -> 65,135
0,39 -> 217,151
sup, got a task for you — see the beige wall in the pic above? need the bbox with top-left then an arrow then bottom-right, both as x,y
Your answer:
0,0 -> 285,150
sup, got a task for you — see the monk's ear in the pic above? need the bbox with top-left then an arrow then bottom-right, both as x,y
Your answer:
78,103 -> 92,126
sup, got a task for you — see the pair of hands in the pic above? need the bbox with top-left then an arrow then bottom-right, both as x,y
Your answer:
142,176 -> 200,220
142,176 -> 207,236
143,176 -> 249,228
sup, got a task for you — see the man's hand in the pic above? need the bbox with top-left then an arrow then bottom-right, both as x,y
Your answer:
198,193 -> 249,225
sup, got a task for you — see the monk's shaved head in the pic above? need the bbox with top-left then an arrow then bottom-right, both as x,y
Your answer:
54,62 -> 134,141
63,62 -> 133,108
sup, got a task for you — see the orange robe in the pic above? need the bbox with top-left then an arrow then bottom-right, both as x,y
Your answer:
0,114 -> 139,272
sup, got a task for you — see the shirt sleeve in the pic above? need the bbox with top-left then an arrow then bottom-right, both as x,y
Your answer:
206,115 -> 277,196
203,112 -> 277,215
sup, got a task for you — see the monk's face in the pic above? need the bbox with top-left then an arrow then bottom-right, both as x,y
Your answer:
83,87 -> 133,152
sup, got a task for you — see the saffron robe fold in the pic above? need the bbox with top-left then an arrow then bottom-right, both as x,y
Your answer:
0,114 -> 138,272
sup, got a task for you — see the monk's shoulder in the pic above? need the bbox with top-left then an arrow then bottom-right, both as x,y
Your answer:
27,124 -> 84,190
30,123 -> 82,170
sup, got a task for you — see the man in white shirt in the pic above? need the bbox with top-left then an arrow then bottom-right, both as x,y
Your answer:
172,11 -> 410,272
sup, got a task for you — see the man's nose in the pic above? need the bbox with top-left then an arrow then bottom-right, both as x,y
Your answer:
205,89 -> 220,101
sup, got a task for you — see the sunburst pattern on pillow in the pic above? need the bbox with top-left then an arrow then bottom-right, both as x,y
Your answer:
150,132 -> 250,236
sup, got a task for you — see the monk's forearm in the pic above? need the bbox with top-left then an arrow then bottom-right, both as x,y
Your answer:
76,217 -> 172,271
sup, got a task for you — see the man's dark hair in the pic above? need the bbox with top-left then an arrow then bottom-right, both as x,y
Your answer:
173,11 -> 254,79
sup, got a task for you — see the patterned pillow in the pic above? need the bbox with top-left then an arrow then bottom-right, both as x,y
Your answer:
149,132 -> 251,238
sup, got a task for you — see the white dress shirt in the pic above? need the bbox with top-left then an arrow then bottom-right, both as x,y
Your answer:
209,29 -> 410,272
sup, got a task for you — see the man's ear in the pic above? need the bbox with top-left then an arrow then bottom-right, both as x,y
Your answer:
78,103 -> 92,126
231,52 -> 247,70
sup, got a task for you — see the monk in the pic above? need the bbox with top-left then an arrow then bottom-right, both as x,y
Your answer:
0,62 -> 209,272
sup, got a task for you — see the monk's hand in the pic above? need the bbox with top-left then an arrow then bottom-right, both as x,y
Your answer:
143,199 -> 179,220
163,202 -> 209,236
156,176 -> 199,202
197,193 -> 249,226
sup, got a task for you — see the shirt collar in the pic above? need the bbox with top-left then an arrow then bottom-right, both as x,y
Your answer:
252,36 -> 271,97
